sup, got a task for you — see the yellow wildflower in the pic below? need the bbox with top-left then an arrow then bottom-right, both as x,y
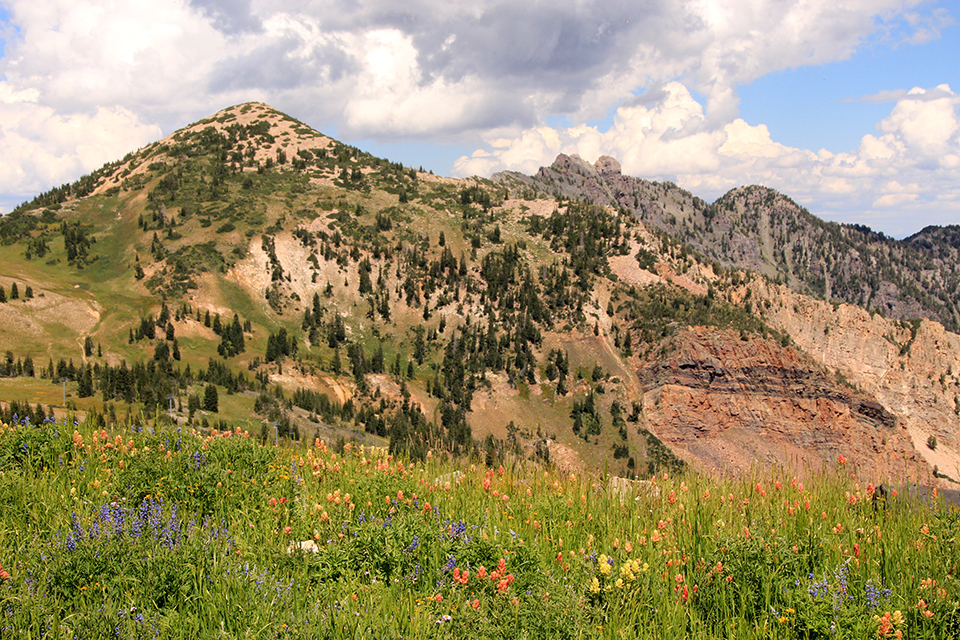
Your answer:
598,555 -> 612,576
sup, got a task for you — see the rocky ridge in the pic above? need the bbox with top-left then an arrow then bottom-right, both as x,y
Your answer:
494,155 -> 960,332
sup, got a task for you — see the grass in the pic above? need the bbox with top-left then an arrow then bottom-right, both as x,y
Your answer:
1,415 -> 959,639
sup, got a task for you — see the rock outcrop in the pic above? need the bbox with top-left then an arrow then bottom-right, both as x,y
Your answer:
636,328 -> 924,481
747,278 -> 960,484
496,155 -> 960,333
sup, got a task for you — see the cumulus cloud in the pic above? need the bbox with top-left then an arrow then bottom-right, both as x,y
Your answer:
0,0 -> 929,138
0,90 -> 161,208
189,0 -> 261,34
0,0 -> 953,233
454,83 -> 960,237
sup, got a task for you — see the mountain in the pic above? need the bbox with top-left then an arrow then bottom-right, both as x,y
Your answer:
494,154 -> 960,332
1,103 -> 958,486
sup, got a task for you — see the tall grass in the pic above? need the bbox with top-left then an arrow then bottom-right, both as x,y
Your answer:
1,415 -> 958,639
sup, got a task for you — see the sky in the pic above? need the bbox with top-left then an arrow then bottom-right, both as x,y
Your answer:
0,1 -> 958,238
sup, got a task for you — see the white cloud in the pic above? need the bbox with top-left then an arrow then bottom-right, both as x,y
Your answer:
0,0 -> 953,235
843,89 -> 908,103
455,83 -> 960,237
338,28 -> 519,138
6,0 -> 227,113
0,0 -> 931,138
0,96 -> 161,205
879,85 -> 959,160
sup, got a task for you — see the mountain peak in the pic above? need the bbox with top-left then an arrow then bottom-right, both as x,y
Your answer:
546,153 -> 624,178
549,153 -> 596,174
595,155 -> 621,176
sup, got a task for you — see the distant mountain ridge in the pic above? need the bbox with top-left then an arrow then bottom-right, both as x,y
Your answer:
494,154 -> 960,332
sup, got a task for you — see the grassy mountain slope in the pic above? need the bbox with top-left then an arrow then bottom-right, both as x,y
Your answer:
0,103 -> 957,483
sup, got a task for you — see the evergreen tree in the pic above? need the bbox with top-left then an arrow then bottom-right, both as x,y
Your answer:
203,384 -> 219,412
372,343 -> 385,373
231,315 -> 244,351
378,294 -> 391,320
0,286 -> 5,303
77,365 -> 94,398
10,282 -> 18,300
157,302 -> 169,326
187,393 -> 200,414
331,348 -> 342,374
265,329 -> 288,362
327,316 -> 346,348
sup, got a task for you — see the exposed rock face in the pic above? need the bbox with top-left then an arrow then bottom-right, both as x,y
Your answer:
496,155 -> 960,333
747,279 -> 960,483
636,328 -> 923,480
595,156 -> 622,177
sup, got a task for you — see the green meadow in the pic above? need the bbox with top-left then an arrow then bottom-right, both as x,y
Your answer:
0,415 -> 958,639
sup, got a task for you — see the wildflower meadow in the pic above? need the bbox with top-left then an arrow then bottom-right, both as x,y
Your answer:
1,415 -> 959,639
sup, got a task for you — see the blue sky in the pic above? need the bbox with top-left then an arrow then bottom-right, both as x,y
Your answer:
0,0 -> 958,238
739,22 -> 960,156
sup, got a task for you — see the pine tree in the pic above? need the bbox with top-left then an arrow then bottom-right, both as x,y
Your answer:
231,315 -> 244,351
9,283 -> 18,300
332,348 -> 342,375
378,294 -> 391,321
372,343 -> 385,373
77,365 -> 94,398
203,384 -> 219,412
